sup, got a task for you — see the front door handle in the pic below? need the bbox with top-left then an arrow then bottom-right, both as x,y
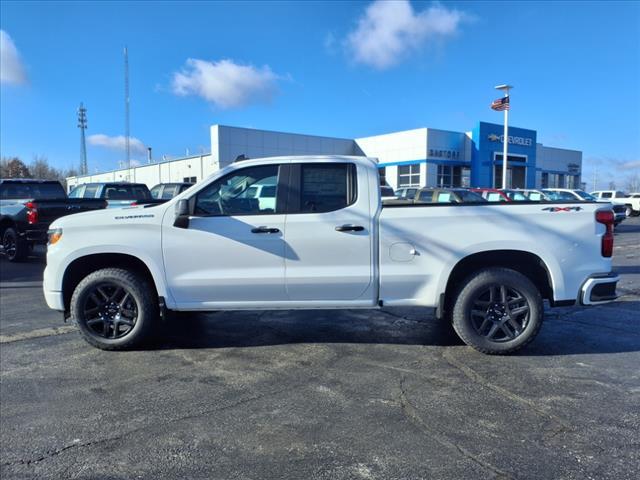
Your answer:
251,226 -> 281,234
335,224 -> 365,232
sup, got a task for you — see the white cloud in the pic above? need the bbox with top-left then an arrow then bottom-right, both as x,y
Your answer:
88,134 -> 146,154
0,30 -> 28,85
346,0 -> 467,70
171,58 -> 280,108
621,160 -> 640,170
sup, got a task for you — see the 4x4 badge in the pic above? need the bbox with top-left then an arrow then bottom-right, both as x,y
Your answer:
542,206 -> 583,212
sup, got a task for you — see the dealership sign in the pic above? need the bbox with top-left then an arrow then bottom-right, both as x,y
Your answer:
488,133 -> 533,146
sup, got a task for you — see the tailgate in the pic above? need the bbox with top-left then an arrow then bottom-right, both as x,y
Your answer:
35,199 -> 106,224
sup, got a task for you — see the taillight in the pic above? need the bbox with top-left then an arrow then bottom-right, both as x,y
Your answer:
596,210 -> 614,257
24,201 -> 39,225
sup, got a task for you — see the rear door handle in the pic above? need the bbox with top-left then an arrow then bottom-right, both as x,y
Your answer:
335,224 -> 365,232
251,226 -> 281,234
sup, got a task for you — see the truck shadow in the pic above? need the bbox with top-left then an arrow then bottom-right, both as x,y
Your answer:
151,308 -> 464,350
149,303 -> 640,355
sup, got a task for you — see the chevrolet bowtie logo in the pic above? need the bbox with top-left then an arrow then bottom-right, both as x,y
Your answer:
488,134 -> 500,141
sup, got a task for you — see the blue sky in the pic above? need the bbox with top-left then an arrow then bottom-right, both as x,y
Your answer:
1,1 -> 639,188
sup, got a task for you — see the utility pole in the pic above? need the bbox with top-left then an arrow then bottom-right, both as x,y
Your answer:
77,102 -> 88,175
124,46 -> 130,170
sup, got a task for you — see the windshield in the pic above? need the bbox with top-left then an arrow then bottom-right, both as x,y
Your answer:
504,190 -> 528,201
574,190 -> 596,201
456,190 -> 486,202
542,190 -> 577,201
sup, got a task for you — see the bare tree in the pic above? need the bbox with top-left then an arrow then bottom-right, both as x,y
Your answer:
29,156 -> 61,180
608,181 -> 616,190
625,173 -> 640,193
1,157 -> 31,178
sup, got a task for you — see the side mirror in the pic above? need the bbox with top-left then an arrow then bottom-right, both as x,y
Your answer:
173,199 -> 190,229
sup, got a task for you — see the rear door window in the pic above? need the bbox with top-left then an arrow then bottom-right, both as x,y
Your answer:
295,163 -> 356,213
437,192 -> 452,203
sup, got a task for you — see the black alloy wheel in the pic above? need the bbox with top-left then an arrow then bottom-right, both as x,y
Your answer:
82,282 -> 138,339
469,284 -> 530,342
2,230 -> 17,259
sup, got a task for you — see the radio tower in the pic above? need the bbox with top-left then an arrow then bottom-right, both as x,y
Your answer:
124,46 -> 130,169
77,102 -> 88,175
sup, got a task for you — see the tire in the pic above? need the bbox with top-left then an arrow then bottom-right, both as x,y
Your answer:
631,208 -> 640,217
625,205 -> 632,217
451,268 -> 543,355
70,268 -> 158,350
2,228 -> 28,262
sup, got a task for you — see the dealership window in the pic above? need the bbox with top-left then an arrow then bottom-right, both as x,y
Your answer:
397,164 -> 421,187
565,175 -> 579,189
379,167 -> 387,186
183,176 -> 197,183
436,165 -> 463,188
541,172 -> 549,188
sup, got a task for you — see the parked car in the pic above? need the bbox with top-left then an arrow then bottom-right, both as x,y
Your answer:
68,182 -> 158,208
470,188 -> 510,202
544,189 -> 626,225
44,156 -> 618,354
395,187 -> 419,200
415,188 -> 486,204
590,190 -> 640,217
543,188 -> 592,202
150,182 -> 194,200
0,179 -> 106,262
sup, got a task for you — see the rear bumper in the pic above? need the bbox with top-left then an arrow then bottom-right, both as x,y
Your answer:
25,229 -> 48,243
580,274 -> 619,305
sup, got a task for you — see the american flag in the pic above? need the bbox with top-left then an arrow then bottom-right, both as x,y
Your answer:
491,96 -> 510,111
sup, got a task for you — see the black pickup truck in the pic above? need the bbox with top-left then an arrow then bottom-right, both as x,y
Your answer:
0,179 -> 106,262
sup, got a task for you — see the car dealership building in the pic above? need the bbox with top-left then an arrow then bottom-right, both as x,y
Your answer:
67,122 -> 582,192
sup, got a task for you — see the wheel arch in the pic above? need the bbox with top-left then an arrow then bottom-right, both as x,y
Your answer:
442,249 -> 555,317
62,253 -> 160,312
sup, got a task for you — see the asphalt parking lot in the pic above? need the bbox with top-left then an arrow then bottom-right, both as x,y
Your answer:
1,218 -> 639,480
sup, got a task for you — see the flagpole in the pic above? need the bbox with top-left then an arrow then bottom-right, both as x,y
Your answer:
495,84 -> 513,189
502,94 -> 509,189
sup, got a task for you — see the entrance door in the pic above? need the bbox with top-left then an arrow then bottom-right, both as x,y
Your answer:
162,163 -> 288,308
494,165 -> 527,189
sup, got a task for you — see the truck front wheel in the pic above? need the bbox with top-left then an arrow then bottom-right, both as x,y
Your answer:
70,268 -> 158,350
451,268 -> 543,355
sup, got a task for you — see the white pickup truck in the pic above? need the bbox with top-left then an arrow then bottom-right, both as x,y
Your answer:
44,156 -> 619,354
591,190 -> 640,217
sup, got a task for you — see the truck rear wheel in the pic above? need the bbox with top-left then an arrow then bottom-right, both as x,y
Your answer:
2,228 -> 28,262
70,268 -> 158,350
451,268 -> 543,355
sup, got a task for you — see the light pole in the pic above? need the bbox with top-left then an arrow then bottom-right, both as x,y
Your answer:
495,84 -> 513,188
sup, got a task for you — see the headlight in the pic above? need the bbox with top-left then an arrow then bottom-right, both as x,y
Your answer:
47,228 -> 63,246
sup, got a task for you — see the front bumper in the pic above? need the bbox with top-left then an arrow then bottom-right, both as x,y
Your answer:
580,274 -> 619,305
43,288 -> 65,311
